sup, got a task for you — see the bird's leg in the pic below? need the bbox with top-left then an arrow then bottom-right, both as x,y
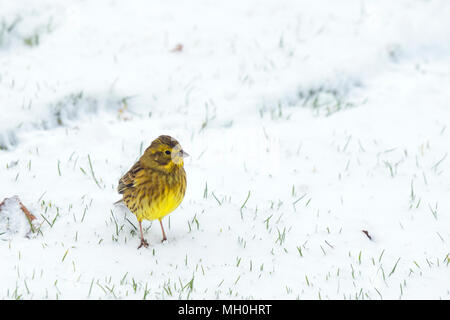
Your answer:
159,219 -> 167,242
137,220 -> 149,249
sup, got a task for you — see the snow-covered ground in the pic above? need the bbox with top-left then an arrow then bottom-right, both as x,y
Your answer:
1,0 -> 449,299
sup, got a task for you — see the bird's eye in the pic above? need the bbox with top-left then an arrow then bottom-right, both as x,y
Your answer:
165,150 -> 171,155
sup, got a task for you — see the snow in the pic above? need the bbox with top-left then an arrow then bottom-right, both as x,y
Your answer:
0,0 -> 450,299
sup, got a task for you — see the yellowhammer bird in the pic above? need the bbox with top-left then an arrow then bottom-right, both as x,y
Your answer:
117,135 -> 188,248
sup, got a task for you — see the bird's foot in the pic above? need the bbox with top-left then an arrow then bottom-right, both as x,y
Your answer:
138,239 -> 149,249
161,237 -> 167,243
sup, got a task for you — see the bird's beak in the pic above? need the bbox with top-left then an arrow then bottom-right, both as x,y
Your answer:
181,150 -> 189,158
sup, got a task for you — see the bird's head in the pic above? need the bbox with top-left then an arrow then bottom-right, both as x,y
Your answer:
141,135 -> 189,171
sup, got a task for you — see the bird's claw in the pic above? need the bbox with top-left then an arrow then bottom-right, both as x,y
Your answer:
138,239 -> 149,249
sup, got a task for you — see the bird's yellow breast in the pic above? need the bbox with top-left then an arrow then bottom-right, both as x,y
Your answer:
123,166 -> 186,222
136,187 -> 185,221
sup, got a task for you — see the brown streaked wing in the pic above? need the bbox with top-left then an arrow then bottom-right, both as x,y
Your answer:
117,161 -> 144,194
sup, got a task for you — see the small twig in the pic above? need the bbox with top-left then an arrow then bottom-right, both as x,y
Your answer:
362,230 -> 372,240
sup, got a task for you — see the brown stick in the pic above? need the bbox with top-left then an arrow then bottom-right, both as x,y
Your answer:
18,200 -> 36,222
362,230 -> 372,240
